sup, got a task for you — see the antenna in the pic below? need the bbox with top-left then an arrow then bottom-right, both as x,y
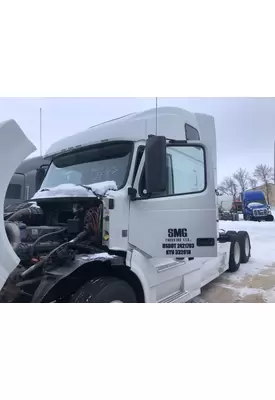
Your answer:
155,97 -> 158,135
40,108 -> 42,156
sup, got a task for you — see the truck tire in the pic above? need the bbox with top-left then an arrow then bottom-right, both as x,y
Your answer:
237,231 -> 251,264
228,234 -> 241,273
70,277 -> 137,303
265,215 -> 274,222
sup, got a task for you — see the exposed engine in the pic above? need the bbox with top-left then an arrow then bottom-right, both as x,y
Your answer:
2,196 -> 104,301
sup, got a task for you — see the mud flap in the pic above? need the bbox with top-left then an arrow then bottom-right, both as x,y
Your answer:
0,120 -> 36,290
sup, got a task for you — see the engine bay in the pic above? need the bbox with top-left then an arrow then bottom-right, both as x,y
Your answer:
4,196 -> 104,283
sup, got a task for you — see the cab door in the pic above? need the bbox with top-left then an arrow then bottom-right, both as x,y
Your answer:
129,141 -> 218,258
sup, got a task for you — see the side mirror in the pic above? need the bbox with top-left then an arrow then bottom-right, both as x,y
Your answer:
35,167 -> 46,191
145,135 -> 167,194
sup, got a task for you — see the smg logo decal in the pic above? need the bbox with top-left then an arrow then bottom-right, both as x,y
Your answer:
162,228 -> 194,256
168,228 -> 188,238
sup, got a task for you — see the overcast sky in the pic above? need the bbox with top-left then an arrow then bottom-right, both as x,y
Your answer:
0,97 -> 274,182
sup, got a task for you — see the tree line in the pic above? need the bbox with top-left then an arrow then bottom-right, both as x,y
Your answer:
218,164 -> 274,203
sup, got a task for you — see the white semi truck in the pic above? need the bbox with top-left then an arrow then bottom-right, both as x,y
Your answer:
4,156 -> 50,214
0,107 -> 251,302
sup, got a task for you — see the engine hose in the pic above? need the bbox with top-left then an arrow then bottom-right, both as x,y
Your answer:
69,230 -> 88,243
30,227 -> 67,258
21,229 -> 87,279
7,207 -> 31,222
7,206 -> 43,224
21,242 -> 69,279
16,241 -> 61,262
4,222 -> 21,252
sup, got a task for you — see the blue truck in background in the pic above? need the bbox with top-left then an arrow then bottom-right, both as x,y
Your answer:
241,190 -> 274,221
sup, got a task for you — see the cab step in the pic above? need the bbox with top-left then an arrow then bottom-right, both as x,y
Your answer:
159,290 -> 190,303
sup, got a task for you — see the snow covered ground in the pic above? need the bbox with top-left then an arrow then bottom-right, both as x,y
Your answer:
191,212 -> 275,302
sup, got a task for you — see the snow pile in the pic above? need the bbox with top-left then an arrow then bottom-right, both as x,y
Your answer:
32,181 -> 118,200
30,203 -> 40,209
79,253 -> 117,262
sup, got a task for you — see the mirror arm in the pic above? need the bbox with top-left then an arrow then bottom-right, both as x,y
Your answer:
168,139 -> 188,144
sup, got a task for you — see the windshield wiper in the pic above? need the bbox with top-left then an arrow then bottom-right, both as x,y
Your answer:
76,184 -> 103,199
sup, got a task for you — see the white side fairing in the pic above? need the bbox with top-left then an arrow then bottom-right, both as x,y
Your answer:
0,120 -> 36,290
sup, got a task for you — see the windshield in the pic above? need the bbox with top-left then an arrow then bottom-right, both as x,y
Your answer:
40,141 -> 133,190
247,199 -> 266,206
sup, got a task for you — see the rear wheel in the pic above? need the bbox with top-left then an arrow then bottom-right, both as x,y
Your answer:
228,234 -> 241,272
238,231 -> 251,263
70,277 -> 137,303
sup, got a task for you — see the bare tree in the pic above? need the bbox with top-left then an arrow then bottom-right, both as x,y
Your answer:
253,164 -> 273,203
233,168 -> 249,192
218,176 -> 238,196
248,177 -> 257,189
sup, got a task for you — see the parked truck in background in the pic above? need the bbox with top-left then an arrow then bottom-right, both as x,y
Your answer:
0,109 -> 251,302
4,156 -> 50,215
217,194 -> 240,221
241,190 -> 274,221
231,195 -> 243,213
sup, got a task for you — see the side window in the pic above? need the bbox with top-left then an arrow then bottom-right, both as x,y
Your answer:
167,145 -> 206,194
138,145 -> 206,198
6,184 -> 22,199
185,124 -> 200,140
139,154 -> 174,197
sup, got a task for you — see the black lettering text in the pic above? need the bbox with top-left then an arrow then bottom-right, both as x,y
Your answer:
167,228 -> 188,238
168,229 -> 174,238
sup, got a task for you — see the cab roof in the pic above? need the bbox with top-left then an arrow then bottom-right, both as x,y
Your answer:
44,106 -> 200,158
243,190 -> 265,200
15,155 -> 49,174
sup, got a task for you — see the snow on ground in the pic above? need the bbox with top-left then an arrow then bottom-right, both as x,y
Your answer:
191,213 -> 275,303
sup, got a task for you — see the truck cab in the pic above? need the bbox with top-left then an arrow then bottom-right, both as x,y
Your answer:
0,109 -> 251,303
4,156 -> 50,214
231,196 -> 243,213
4,172 -> 25,210
241,190 -> 274,221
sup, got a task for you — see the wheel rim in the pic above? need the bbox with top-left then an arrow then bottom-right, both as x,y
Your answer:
234,242 -> 241,264
244,237 -> 250,257
110,300 -> 123,303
